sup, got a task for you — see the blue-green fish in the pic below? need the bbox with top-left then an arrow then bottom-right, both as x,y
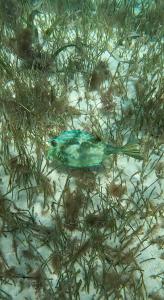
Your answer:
47,130 -> 143,169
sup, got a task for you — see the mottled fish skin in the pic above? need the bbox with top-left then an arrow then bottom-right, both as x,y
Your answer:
47,130 -> 143,168
63,142 -> 106,168
48,130 -> 106,168
48,130 -> 97,145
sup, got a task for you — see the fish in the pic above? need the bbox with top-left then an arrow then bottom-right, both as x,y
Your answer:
47,130 -> 143,169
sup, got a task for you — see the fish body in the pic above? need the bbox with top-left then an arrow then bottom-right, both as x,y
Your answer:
47,130 -> 143,168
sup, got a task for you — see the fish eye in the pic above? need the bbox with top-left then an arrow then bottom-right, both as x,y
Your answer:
51,140 -> 57,146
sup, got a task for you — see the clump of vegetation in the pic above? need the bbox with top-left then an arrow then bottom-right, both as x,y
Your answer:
89,61 -> 110,90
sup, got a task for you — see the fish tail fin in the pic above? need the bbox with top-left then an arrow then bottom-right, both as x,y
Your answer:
120,143 -> 143,160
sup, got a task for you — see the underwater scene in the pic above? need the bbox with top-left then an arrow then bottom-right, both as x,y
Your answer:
0,0 -> 163,299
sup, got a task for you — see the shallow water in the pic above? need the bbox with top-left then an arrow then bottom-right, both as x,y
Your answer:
0,1 -> 163,299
